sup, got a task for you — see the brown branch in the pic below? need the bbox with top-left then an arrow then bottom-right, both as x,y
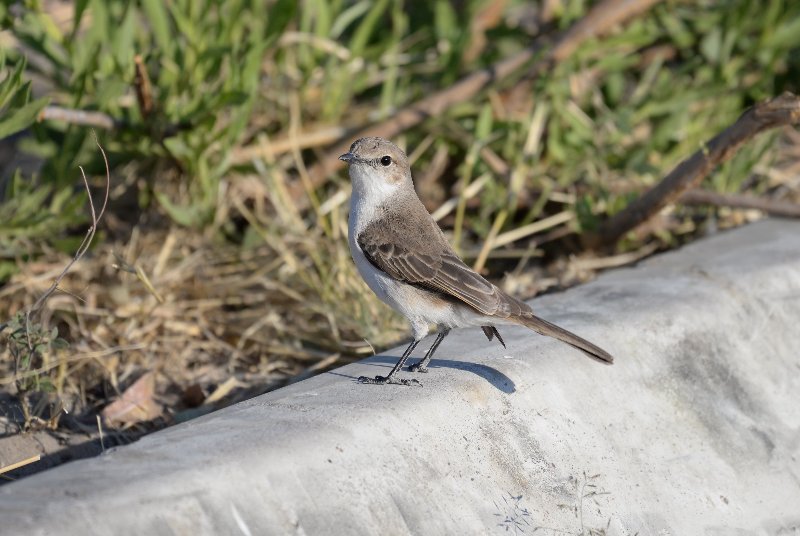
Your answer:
587,92 -> 800,248
134,54 -> 154,119
679,189 -> 800,218
298,0 -> 661,202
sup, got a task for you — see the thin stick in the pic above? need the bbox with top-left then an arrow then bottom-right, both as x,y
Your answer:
571,241 -> 659,271
679,189 -> 800,218
473,209 -> 508,273
492,211 -> 574,249
431,174 -> 491,222
39,106 -> 119,130
588,92 -> 800,248
96,415 -> 105,452
231,126 -> 348,164
0,454 -> 41,475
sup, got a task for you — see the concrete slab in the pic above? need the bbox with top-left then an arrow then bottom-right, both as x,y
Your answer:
1,219 -> 799,535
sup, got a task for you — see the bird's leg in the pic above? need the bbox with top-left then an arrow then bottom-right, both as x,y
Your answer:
409,330 -> 449,373
358,339 -> 421,386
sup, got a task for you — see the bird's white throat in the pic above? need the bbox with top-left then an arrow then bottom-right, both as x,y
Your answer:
348,164 -> 402,236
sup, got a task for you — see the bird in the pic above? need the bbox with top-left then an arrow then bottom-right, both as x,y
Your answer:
339,137 -> 613,385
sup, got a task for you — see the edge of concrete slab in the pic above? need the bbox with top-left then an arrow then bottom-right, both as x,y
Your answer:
1,219 -> 799,535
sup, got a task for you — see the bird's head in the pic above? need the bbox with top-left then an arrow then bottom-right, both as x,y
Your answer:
339,137 -> 412,201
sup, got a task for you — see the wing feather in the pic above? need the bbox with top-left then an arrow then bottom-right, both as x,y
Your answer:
358,229 -> 525,317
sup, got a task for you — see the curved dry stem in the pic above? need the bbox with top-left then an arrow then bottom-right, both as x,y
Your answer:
24,132 -> 111,347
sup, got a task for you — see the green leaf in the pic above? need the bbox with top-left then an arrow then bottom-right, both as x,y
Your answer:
214,91 -> 250,108
764,12 -> 800,49
168,3 -> 199,47
575,194 -> 599,232
434,0 -> 458,43
36,377 -> 56,393
0,57 -> 26,107
330,1 -> 371,38
73,0 -> 91,33
52,338 -> 70,350
0,261 -> 18,282
0,97 -> 48,139
162,136 -> 193,159
266,0 -> 297,43
349,0 -> 389,57
475,103 -> 493,141
700,27 -> 722,64
69,0 -> 108,78
111,5 -> 136,69
154,190 -> 208,227
141,0 -> 173,52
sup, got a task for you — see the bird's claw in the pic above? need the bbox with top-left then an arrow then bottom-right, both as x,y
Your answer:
408,363 -> 429,373
357,375 -> 421,386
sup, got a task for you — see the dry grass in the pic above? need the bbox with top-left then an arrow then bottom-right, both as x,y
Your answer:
0,220 -> 407,429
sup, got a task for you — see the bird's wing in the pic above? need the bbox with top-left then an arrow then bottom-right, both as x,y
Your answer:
358,233 -> 526,317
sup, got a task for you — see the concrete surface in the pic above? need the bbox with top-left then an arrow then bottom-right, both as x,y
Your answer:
2,219 -> 800,535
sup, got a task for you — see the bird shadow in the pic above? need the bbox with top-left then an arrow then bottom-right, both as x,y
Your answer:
330,355 -> 516,394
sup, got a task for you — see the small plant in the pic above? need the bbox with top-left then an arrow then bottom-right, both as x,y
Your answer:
2,312 -> 69,430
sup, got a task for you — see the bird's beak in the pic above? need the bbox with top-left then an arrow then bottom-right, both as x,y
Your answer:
339,152 -> 355,163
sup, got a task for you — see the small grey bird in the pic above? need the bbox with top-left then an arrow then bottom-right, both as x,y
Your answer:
340,137 -> 613,386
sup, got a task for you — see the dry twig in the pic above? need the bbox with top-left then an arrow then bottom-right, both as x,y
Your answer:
232,126 -> 349,164
679,189 -> 800,218
38,105 -> 119,130
588,92 -> 800,248
24,131 -> 111,345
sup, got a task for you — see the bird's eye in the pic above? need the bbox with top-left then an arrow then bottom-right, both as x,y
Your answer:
380,155 -> 392,166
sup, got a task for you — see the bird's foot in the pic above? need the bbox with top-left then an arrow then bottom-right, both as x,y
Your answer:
408,362 -> 429,374
357,375 -> 421,386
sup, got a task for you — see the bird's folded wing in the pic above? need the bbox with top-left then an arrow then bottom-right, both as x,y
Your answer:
358,238 -> 526,317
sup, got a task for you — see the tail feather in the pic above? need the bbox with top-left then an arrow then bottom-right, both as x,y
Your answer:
516,313 -> 614,364
481,325 -> 506,348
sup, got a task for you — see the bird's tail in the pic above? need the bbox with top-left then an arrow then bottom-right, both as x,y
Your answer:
515,313 -> 614,364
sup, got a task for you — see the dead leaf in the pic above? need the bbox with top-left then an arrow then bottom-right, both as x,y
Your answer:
101,372 -> 162,427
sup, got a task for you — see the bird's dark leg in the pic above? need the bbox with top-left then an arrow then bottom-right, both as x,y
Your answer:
409,330 -> 450,373
358,339 -> 421,386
